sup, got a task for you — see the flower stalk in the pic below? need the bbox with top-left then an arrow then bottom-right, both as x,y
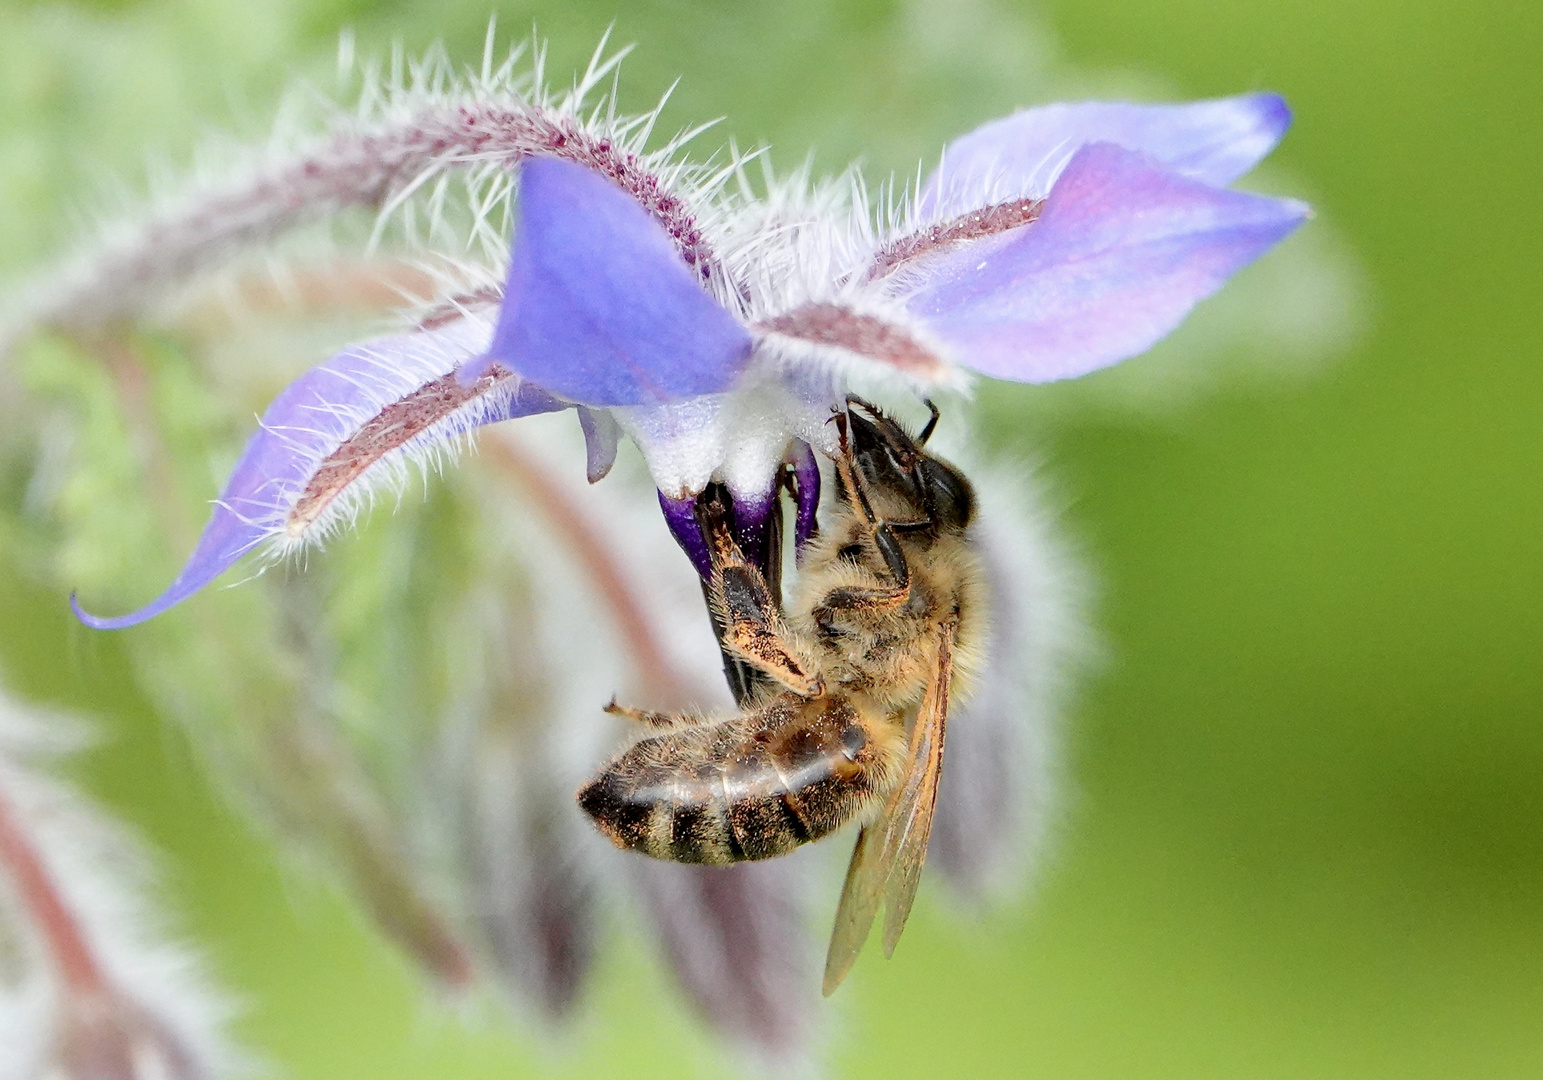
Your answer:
0,775 -> 105,995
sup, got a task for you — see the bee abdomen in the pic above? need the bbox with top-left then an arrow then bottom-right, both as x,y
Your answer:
577,761 -> 739,865
578,698 -> 890,865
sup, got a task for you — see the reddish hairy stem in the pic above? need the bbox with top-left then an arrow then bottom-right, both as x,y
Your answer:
184,258 -> 441,327
480,433 -> 695,707
19,101 -> 728,344
0,776 -> 105,991
756,303 -> 949,380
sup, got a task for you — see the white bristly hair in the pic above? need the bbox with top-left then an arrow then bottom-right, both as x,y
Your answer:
0,696 -> 244,1079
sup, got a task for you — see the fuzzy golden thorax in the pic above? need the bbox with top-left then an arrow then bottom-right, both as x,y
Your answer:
789,493 -> 989,714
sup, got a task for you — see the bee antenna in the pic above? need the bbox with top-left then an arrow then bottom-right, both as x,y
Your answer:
917,399 -> 940,446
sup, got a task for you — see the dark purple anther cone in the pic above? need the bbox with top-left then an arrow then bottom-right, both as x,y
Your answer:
658,491 -> 714,580
726,490 -> 774,574
657,484 -> 778,582
659,443 -> 821,586
788,440 -> 821,556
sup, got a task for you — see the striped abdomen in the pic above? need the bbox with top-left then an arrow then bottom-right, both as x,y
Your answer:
578,695 -> 900,865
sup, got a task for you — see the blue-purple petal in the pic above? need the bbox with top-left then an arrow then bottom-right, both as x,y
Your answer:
74,321 -> 564,629
918,93 -> 1291,219
467,156 -> 753,406
905,142 -> 1309,384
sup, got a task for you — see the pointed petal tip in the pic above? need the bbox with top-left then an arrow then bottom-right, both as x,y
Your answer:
70,590 -> 155,631
910,142 -> 1312,385
455,354 -> 497,387
1251,91 -> 1292,134
69,560 -> 236,627
921,90 -> 1299,220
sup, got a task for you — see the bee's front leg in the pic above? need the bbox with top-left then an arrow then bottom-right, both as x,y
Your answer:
712,563 -> 825,697
697,490 -> 825,698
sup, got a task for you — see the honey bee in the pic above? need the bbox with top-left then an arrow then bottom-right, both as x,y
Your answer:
577,397 -> 986,993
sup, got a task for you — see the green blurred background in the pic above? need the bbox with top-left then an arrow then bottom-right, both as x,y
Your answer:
2,0 -> 1541,1076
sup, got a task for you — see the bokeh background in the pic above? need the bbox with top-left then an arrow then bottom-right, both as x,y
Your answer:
1,0 -> 1540,1076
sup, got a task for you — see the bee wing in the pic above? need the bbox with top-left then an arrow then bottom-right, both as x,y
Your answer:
822,821 -> 885,995
821,619 -> 957,994
879,619 -> 954,957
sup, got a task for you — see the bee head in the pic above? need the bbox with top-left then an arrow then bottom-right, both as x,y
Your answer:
843,400 -> 974,533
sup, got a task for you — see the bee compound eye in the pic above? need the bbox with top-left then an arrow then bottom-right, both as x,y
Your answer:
921,458 -> 974,529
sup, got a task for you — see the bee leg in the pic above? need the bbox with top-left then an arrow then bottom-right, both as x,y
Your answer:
713,564 -> 825,696
604,699 -> 709,731
815,516 -> 915,624
696,488 -> 825,698
831,416 -> 916,611
915,398 -> 940,446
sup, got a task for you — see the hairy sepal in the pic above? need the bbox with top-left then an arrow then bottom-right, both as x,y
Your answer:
755,300 -> 968,394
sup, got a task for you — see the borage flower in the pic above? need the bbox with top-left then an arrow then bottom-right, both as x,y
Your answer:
48,45 -> 1307,1062
70,89 -> 1305,630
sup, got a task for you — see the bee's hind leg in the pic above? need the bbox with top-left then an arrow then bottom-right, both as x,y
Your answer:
604,699 -> 710,731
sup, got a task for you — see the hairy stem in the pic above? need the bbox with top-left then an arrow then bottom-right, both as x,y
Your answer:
864,197 -> 1044,283
0,774 -> 105,992
12,98 -> 728,350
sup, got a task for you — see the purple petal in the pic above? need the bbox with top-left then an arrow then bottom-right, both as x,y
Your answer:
464,156 -> 753,406
919,93 -> 1291,219
73,319 -> 564,629
905,142 -> 1309,384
